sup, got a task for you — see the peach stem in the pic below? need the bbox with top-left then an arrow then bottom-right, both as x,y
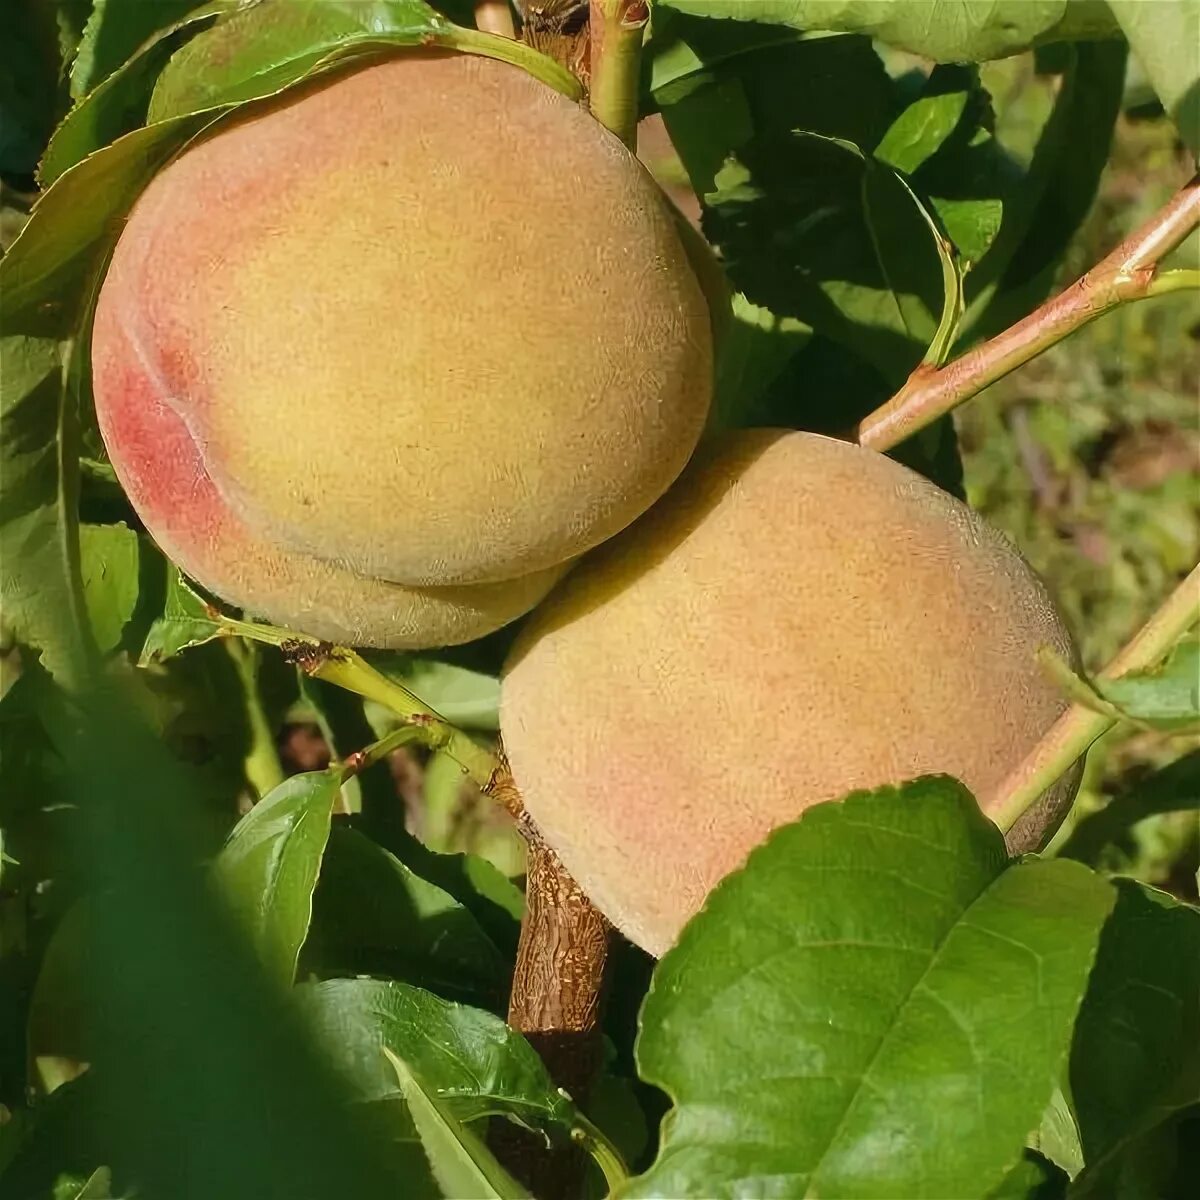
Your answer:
589,0 -> 648,150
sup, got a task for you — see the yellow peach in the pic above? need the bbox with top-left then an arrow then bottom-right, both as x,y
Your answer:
502,430 -> 1079,955
92,52 -> 711,646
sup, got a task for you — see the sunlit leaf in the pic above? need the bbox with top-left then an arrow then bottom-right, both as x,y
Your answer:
623,778 -> 1114,1199
657,0 -> 1118,63
383,1047 -> 532,1199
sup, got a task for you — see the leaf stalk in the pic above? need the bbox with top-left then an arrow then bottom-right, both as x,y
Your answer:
989,562 -> 1200,836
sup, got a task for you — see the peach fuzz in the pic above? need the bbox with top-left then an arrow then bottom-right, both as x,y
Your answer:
501,430 -> 1080,956
91,52 -> 711,647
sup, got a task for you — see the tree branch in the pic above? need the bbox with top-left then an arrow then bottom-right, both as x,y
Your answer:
857,174 -> 1200,452
988,562 -> 1200,839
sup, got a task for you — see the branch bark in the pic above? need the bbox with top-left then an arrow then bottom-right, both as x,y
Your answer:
488,755 -> 613,1198
857,174 -> 1200,452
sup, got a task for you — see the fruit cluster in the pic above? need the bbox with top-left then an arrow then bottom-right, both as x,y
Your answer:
93,51 -> 1077,955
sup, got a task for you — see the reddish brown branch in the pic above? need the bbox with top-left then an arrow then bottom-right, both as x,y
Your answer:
857,174 -> 1200,452
488,755 -> 613,1197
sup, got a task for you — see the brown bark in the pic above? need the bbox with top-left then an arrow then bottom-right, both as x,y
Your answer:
487,756 -> 613,1198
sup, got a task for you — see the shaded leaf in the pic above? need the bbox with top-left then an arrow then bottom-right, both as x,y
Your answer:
384,1047 -> 532,1199
0,0 -> 68,174
71,0 -> 208,99
964,41 -> 1127,341
0,114 -> 218,334
42,1 -> 232,185
368,652 -> 501,732
305,824 -> 509,1006
360,821 -> 524,959
1058,750 -> 1200,865
986,1151 -> 1067,1199
213,770 -> 340,986
623,778 -> 1115,1199
0,334 -> 92,685
139,567 -> 225,664
49,685 -> 402,1199
296,977 -> 577,1135
79,524 -> 139,655
1069,881 -> 1200,1188
1109,0 -> 1200,156
658,0 -> 1119,63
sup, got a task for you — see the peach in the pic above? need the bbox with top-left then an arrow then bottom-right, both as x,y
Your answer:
91,52 -> 711,647
501,431 -> 1079,955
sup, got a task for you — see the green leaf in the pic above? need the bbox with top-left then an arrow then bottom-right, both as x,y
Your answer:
1096,639 -> 1200,731
139,567 -> 226,664
651,28 -> 954,386
0,114 -> 218,334
0,0 -> 68,174
383,1047 -> 533,1199
146,0 -> 446,122
880,64 -> 1007,263
296,977 -> 577,1134
146,0 -> 581,125
1109,0 -> 1200,157
706,292 -> 813,432
70,0 -> 209,99
1069,881 -> 1200,1188
657,1 -> 1119,63
213,770 -> 340,986
79,523 -> 139,654
42,1 -> 232,186
305,824 -> 509,1005
964,41 -> 1127,340
622,778 -> 1115,1200
1042,638 -> 1200,732
48,686 -> 403,1199
710,128 -> 948,381
1058,750 -> 1200,865
1032,1087 -> 1084,1180
876,72 -> 972,175
368,652 -> 500,731
0,334 -> 92,685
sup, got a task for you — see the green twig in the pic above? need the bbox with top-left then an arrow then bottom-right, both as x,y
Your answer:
215,614 -> 498,790
588,0 -> 648,149
1146,267 -> 1200,296
988,563 -> 1200,835
288,643 -> 499,790
857,174 -> 1200,452
338,723 -> 428,780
